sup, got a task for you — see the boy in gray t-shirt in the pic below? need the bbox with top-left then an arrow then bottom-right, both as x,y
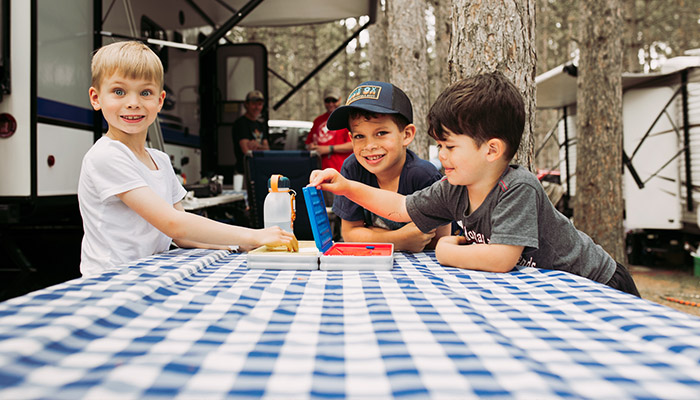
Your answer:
310,72 -> 639,296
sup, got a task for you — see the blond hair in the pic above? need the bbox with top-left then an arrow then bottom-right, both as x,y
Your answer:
91,41 -> 164,90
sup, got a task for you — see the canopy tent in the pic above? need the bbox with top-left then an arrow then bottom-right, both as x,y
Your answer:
100,0 -> 378,109
102,0 -> 377,33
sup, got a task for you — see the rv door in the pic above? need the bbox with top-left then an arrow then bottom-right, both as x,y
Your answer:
200,43 -> 267,181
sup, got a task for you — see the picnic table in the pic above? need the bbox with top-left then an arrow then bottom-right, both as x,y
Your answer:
1,248 -> 700,399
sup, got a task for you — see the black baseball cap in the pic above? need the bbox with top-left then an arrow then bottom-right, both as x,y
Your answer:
327,81 -> 413,131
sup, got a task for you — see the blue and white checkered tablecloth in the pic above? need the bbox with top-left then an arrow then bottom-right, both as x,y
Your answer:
2,248 -> 700,399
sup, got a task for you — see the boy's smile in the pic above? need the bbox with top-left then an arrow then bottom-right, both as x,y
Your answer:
364,153 -> 385,164
121,115 -> 145,122
89,73 -> 165,140
349,114 -> 413,181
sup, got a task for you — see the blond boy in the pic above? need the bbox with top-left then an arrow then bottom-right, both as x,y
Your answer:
78,41 -> 296,276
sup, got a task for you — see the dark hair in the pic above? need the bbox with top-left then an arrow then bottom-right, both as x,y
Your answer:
347,109 -> 410,132
428,72 -> 525,160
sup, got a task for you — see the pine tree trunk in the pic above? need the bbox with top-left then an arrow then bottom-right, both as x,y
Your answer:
575,0 -> 625,263
537,0 -> 549,74
368,5 -> 389,83
449,0 -> 537,171
386,0 -> 431,160
622,0 -> 641,72
431,0 -> 451,101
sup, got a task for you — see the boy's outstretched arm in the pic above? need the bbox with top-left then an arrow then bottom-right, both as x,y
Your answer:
309,168 -> 411,223
435,235 -> 524,273
119,186 -> 298,251
169,203 -> 241,250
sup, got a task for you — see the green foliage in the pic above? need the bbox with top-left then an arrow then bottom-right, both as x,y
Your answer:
536,0 -> 700,74
221,1 -> 698,130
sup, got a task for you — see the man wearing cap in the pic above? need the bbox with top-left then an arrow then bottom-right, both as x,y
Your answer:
305,87 -> 353,172
232,90 -> 270,174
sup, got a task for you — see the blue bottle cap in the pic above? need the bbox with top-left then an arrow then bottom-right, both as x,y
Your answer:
302,186 -> 333,253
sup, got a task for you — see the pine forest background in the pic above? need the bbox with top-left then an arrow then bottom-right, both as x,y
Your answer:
223,0 -> 699,171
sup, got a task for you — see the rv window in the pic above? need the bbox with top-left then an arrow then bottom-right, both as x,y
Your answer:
226,56 -> 256,102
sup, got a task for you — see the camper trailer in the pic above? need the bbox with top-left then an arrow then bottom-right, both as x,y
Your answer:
0,0 -> 376,297
536,53 -> 700,266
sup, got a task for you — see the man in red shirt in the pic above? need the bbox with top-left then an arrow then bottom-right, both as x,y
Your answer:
306,87 -> 352,171
306,88 -> 352,237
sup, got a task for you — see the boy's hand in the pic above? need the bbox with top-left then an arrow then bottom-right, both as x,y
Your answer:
395,223 -> 436,252
249,226 -> 299,252
437,235 -> 467,247
308,168 -> 348,195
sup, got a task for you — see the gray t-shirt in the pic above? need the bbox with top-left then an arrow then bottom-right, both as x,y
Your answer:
406,165 -> 616,284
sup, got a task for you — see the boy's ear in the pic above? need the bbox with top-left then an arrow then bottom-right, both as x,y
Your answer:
88,87 -> 101,111
485,138 -> 506,162
157,90 -> 166,111
402,124 -> 416,146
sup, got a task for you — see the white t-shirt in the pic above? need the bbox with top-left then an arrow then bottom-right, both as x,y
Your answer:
78,136 -> 187,276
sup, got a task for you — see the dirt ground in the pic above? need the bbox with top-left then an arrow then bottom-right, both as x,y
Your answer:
629,264 -> 700,317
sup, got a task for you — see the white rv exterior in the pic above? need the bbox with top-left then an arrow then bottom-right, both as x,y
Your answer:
0,0 -> 376,296
536,55 -> 700,264
0,0 -> 376,199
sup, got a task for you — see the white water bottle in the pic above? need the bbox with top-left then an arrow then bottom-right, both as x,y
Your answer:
263,174 -> 295,233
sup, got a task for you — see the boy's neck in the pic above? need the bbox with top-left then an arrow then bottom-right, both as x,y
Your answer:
467,163 -> 510,213
106,129 -> 158,170
106,129 -> 149,155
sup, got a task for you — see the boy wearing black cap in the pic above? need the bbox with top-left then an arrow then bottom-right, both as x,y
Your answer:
311,73 -> 640,297
327,81 -> 450,252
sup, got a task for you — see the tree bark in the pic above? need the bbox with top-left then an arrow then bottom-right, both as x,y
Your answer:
431,0 -> 452,101
386,0 -> 431,160
622,0 -> 641,72
575,0 -> 625,263
368,4 -> 389,83
449,0 -> 537,171
537,0 -> 549,74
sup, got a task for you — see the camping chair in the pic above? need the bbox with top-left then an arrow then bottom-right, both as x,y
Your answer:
244,150 -> 322,240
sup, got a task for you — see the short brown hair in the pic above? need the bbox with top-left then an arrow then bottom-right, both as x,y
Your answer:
428,72 -> 525,160
347,109 -> 410,132
91,41 -> 164,90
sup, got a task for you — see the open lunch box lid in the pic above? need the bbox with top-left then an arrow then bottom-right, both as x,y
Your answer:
303,186 -> 335,253
247,186 -> 394,270
302,186 -> 393,257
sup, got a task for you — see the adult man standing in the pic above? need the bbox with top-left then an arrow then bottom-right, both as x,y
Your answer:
306,87 -> 352,171
232,90 -> 270,174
